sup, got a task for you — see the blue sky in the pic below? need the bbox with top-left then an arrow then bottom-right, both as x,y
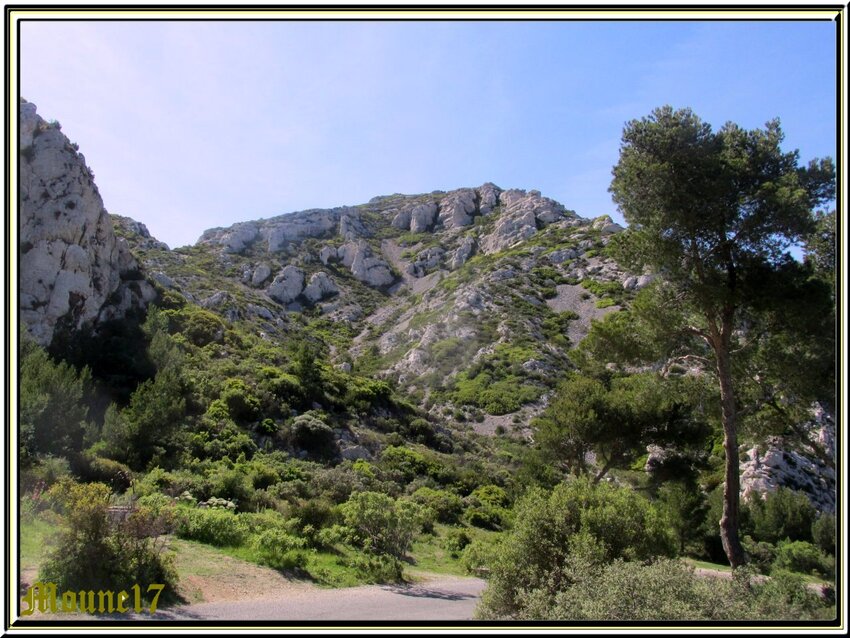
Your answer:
20,19 -> 837,248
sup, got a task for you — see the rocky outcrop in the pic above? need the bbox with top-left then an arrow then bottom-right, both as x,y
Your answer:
450,235 -> 476,270
392,201 -> 438,234
18,99 -> 155,346
740,406 -> 836,512
303,271 -> 339,303
267,265 -> 305,304
406,247 -> 445,278
481,189 -> 572,254
438,189 -> 478,229
339,241 -> 395,287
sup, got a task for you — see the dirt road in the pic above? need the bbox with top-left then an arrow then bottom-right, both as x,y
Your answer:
155,574 -> 486,621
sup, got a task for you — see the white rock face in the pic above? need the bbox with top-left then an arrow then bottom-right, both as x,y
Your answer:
393,202 -> 438,234
220,223 -> 259,254
303,271 -> 339,303
477,182 -> 501,216
450,235 -> 476,270
251,263 -> 272,287
391,208 -> 412,230
18,98 -> 149,346
438,189 -> 478,229
740,406 -> 836,512
351,243 -> 394,287
319,245 -> 337,265
481,189 -> 570,254
339,241 -> 395,287
410,202 -> 438,233
264,209 -> 340,251
267,265 -> 305,304
406,247 -> 445,278
339,212 -> 369,240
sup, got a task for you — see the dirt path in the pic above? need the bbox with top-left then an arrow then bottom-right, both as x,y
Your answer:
157,574 -> 486,621
20,574 -> 486,622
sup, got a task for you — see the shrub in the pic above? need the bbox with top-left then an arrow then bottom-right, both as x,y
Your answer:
749,487 -> 815,544
289,413 -> 336,455
250,529 -> 308,571
411,487 -> 464,524
487,558 -> 833,621
460,539 -> 494,576
220,378 -> 261,423
340,492 -> 427,558
39,480 -> 178,605
811,513 -> 835,555
478,477 -> 675,618
443,528 -> 472,556
773,540 -> 833,579
175,507 -> 249,547
742,536 -> 777,574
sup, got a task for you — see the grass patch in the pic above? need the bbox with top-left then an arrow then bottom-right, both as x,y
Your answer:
20,516 -> 60,571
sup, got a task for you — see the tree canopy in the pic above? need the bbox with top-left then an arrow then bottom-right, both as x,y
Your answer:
599,106 -> 835,567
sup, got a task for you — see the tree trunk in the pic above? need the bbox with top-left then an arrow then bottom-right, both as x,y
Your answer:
715,341 -> 748,569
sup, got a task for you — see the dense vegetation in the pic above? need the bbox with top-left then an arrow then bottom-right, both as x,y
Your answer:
18,106 -> 836,622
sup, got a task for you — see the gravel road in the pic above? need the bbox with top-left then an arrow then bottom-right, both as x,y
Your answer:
150,574 -> 486,621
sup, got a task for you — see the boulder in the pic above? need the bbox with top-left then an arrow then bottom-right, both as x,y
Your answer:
303,271 -> 339,303
410,202 -> 438,233
251,263 -> 272,287
450,235 -> 476,270
438,189 -> 478,229
267,265 -> 305,304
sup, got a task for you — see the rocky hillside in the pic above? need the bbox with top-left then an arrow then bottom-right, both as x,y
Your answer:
17,98 -> 834,511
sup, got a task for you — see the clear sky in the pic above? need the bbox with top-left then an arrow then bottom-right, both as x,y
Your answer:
19,18 -> 837,249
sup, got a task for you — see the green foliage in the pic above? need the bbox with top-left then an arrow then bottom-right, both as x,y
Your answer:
535,372 -> 707,482
453,371 -> 540,415
478,478 -> 675,618
443,528 -> 472,556
288,412 -> 336,456
811,513 -> 835,555
749,487 -> 816,544
175,507 -> 250,547
166,306 -> 226,347
100,367 -> 186,470
411,487 -> 464,524
19,338 -> 92,463
220,378 -> 261,423
39,480 -> 178,604
491,558 -> 832,621
250,528 -> 308,571
773,540 -> 833,579
657,481 -> 707,553
340,491 -> 427,558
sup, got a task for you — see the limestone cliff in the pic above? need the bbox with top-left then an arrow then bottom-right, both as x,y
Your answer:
18,99 -> 156,346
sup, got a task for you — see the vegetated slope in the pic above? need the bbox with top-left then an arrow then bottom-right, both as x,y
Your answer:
18,97 -> 834,515
116,183 -> 641,433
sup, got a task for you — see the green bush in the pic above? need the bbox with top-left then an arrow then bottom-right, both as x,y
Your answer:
220,378 -> 261,423
773,540 -> 833,579
460,539 -> 494,576
749,487 -> 816,544
250,529 -> 308,571
811,513 -> 835,555
478,477 -> 675,618
289,413 -> 335,455
443,528 -> 472,556
411,487 -> 463,524
742,536 -> 777,574
340,491 -> 427,558
175,507 -> 249,547
39,480 -> 178,606
487,558 -> 833,621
